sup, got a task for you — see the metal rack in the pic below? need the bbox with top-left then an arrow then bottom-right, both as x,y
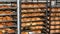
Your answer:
21,0 -> 49,34
48,0 -> 60,34
0,0 -> 20,34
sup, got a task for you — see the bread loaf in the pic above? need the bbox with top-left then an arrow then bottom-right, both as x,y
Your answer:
6,22 -> 14,26
50,30 -> 55,33
51,21 -> 55,24
56,30 -> 60,32
51,26 -> 55,29
28,4 -> 33,8
21,32 -> 28,34
21,23 -> 26,27
6,28 -> 15,33
34,4 -> 38,7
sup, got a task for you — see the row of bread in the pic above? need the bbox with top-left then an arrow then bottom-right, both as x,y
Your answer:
21,17 -> 44,22
22,13 -> 45,17
0,16 -> 13,21
51,13 -> 60,16
21,26 -> 43,30
0,10 -> 14,14
0,22 -> 16,28
51,30 -> 60,33
51,17 -> 60,20
22,13 -> 60,17
21,4 -> 46,8
22,8 -> 60,12
51,25 -> 60,29
0,28 -> 16,34
21,30 -> 41,34
51,21 -> 60,25
0,4 -> 16,8
21,22 -> 43,27
21,9 -> 44,12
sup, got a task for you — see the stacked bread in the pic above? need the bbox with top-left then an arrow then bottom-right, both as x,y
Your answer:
50,8 -> 60,33
21,3 -> 46,34
21,4 -> 46,8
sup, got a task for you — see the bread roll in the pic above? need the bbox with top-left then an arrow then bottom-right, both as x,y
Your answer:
30,26 -> 35,30
34,4 -> 38,7
52,8 -> 58,12
38,4 -> 46,7
21,18 -> 31,22
37,9 -> 41,11
55,26 -> 59,29
50,30 -> 55,33
5,11 -> 13,14
56,30 -> 59,32
51,21 -> 55,24
6,22 -> 14,26
32,23 -> 36,25
0,24 -> 4,28
6,28 -> 15,33
27,9 -> 33,12
21,32 -> 28,34
21,23 -> 26,27
28,4 -> 33,8
56,21 -> 60,24
3,17 -> 7,21
21,4 -> 27,8
51,26 -> 55,29
5,16 -> 13,21
21,10 -> 27,12
26,23 -> 31,26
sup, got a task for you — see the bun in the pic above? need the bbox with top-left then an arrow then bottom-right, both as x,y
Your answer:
51,26 -> 55,29
6,28 -> 15,33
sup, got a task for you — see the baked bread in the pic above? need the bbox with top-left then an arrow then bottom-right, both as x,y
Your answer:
51,26 -> 55,29
6,22 -> 14,26
6,28 -> 15,33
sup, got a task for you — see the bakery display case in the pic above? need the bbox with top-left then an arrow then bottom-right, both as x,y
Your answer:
0,0 -> 20,34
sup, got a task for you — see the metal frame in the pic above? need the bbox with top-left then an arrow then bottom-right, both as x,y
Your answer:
17,0 -> 20,34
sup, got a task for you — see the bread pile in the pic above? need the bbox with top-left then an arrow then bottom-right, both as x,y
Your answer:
50,8 -> 60,33
21,4 -> 46,8
21,3 -> 46,34
0,16 -> 13,21
0,11 -> 13,14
